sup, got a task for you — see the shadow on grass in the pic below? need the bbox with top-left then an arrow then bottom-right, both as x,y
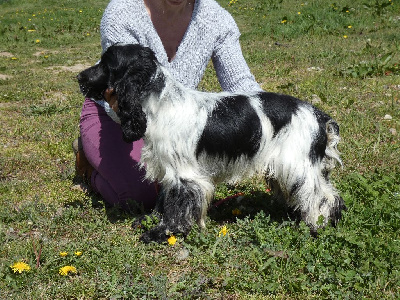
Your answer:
68,173 -> 301,242
69,174 -> 299,231
208,191 -> 299,225
69,176 -> 149,224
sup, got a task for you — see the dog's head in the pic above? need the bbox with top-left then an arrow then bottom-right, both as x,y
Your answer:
77,44 -> 161,142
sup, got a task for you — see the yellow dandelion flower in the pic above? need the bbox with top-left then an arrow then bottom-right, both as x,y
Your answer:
74,251 -> 83,256
232,208 -> 241,216
59,251 -> 68,257
297,12 -> 301,15
167,235 -> 177,245
10,261 -> 31,274
59,265 -> 77,276
281,19 -> 287,24
348,25 -> 352,28
219,225 -> 228,237
35,39 -> 40,43
79,10 -> 83,13
343,35 -> 348,39
27,29 -> 36,32
11,57 -> 17,60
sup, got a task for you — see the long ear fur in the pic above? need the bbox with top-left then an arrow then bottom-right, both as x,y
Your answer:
114,46 -> 159,142
117,77 -> 148,143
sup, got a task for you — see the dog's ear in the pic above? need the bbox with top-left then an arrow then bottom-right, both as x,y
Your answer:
116,76 -> 148,143
113,45 -> 161,143
107,45 -> 161,143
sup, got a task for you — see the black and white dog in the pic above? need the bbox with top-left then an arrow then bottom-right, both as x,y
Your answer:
77,44 -> 346,243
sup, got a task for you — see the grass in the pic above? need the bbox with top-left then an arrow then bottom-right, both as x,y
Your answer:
0,0 -> 399,298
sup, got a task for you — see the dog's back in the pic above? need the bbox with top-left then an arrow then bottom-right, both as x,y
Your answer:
193,92 -> 340,183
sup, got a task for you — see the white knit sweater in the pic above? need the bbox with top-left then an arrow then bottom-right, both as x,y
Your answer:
95,0 -> 262,119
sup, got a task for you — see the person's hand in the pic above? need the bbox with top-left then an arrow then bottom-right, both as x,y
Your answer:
104,88 -> 119,113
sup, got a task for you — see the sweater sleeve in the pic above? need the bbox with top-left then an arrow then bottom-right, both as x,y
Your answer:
211,16 -> 262,93
100,0 -> 140,53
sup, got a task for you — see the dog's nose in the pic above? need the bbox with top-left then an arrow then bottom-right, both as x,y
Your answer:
76,72 -> 88,83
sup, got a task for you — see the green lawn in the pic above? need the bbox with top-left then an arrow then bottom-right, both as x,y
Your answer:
0,0 -> 399,298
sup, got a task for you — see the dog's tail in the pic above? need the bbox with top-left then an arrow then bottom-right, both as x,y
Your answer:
324,119 -> 342,170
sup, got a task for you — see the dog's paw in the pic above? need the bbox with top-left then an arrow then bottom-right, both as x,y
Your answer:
140,226 -> 169,244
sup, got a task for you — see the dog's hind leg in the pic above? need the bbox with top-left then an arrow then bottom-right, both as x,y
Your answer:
277,160 -> 345,234
140,178 -> 211,243
265,177 -> 302,221
297,175 -> 344,233
266,178 -> 286,206
274,118 -> 345,233
272,154 -> 344,231
303,119 -> 346,231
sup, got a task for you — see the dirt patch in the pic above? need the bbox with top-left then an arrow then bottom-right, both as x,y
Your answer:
33,49 -> 60,57
0,51 -> 14,58
42,91 -> 68,102
0,74 -> 13,80
45,63 -> 92,73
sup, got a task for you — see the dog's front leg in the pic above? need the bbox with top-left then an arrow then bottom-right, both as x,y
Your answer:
140,178 -> 204,243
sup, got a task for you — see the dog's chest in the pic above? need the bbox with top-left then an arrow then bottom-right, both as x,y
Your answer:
145,98 -> 209,152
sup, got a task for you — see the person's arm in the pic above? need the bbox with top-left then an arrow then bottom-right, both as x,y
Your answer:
212,17 -> 262,93
100,0 -> 140,53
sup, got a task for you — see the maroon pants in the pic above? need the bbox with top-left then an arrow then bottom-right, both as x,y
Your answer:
79,98 -> 157,210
